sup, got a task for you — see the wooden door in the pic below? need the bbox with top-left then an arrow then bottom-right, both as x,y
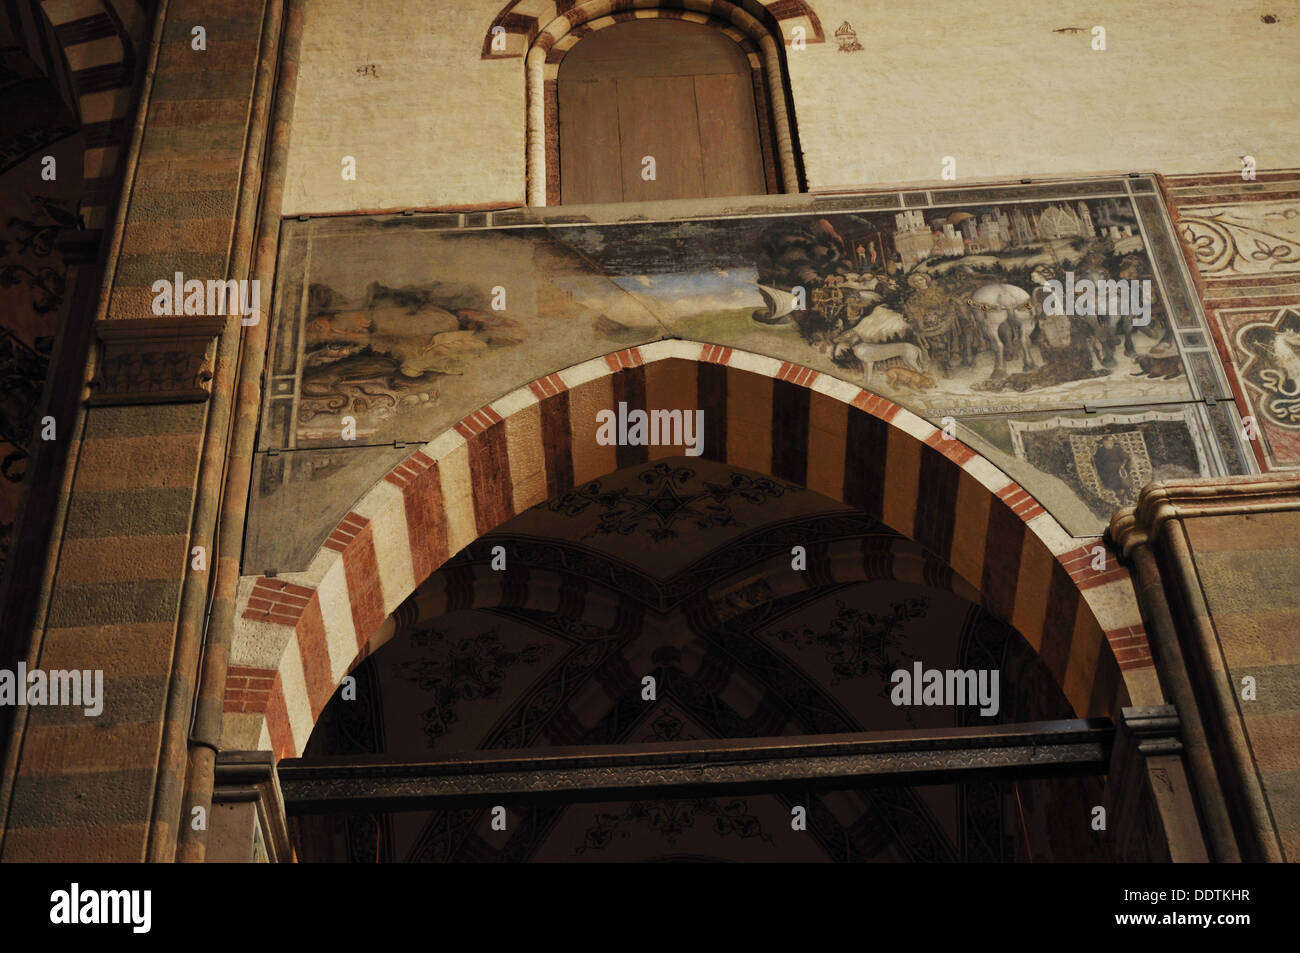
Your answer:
557,19 -> 767,205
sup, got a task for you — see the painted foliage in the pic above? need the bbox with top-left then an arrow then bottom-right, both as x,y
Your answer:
0,162 -> 82,574
1235,308 -> 1300,431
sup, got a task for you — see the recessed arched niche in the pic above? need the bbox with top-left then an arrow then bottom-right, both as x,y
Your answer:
557,18 -> 769,205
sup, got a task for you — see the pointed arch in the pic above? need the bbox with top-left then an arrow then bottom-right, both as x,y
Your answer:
227,341 -> 1154,758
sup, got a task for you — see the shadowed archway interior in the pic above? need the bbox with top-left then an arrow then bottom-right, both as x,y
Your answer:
291,457 -> 1115,862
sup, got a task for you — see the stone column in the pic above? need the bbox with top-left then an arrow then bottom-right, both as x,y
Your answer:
207,750 -> 291,863
1105,704 -> 1209,861
0,0 -> 285,862
1110,474 -> 1300,862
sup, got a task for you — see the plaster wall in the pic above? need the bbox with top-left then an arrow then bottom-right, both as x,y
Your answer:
282,0 -> 1300,215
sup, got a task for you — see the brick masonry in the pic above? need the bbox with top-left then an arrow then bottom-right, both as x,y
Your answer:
1112,473 -> 1300,862
1182,508 -> 1300,860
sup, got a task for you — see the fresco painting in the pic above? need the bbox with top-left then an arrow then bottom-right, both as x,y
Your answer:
245,443 -> 417,574
1214,307 -> 1300,469
266,192 -> 1202,453
1006,410 -> 1212,520
1233,308 -> 1300,429
263,228 -> 666,450
548,198 -> 1191,417
1165,171 -> 1300,471
253,182 -> 1250,569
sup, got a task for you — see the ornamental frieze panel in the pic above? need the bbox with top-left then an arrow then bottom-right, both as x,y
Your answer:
1177,200 -> 1300,279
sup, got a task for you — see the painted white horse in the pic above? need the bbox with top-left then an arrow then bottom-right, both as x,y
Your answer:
964,282 -> 1037,377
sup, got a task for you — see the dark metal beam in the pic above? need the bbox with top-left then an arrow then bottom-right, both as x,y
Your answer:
278,718 -> 1113,814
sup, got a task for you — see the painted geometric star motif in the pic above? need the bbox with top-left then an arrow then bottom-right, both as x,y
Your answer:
394,626 -> 550,746
769,598 -> 927,687
547,462 -> 798,541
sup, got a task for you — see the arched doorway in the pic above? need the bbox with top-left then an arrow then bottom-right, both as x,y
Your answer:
288,458 -> 1113,862
228,341 -> 1151,757
557,19 -> 768,204
222,340 -> 1194,861
497,0 -> 806,206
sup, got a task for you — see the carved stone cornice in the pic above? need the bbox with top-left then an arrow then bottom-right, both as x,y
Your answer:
1109,472 -> 1300,559
88,315 -> 227,405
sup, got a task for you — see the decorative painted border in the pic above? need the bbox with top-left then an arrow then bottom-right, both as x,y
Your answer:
1162,169 -> 1300,471
228,341 -> 1151,759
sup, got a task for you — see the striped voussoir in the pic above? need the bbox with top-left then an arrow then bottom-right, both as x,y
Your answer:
544,11 -> 762,65
35,0 -> 152,230
482,0 -> 824,58
228,341 -> 1150,760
